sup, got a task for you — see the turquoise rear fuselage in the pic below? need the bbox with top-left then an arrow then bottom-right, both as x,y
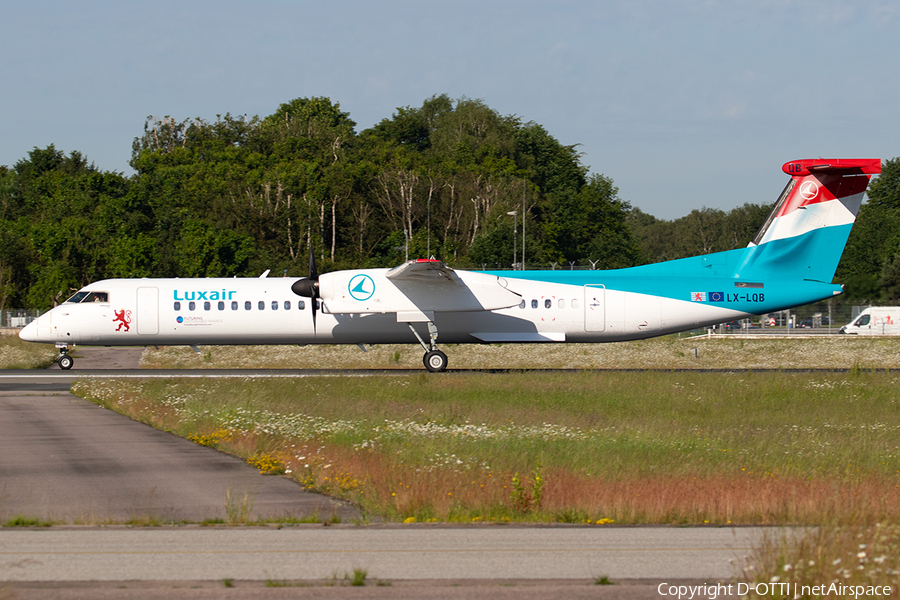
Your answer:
481,223 -> 850,317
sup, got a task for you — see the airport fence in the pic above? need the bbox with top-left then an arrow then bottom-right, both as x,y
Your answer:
1,310 -> 40,328
705,301 -> 869,335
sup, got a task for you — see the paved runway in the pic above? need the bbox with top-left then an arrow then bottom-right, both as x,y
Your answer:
0,382 -> 360,524
0,350 -> 765,597
0,526 -> 760,585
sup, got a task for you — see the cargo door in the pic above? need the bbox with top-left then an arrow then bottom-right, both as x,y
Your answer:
584,285 -> 605,332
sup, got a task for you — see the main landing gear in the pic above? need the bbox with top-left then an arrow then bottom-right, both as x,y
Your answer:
424,349 -> 448,372
406,321 -> 448,372
56,345 -> 74,370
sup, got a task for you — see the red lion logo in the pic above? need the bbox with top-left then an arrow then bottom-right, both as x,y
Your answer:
113,309 -> 132,332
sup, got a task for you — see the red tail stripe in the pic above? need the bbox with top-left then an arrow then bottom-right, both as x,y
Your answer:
782,159 -> 881,176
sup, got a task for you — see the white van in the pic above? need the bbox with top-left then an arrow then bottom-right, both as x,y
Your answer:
839,307 -> 900,335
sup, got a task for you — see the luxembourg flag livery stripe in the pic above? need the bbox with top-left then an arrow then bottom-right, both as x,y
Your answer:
691,291 -> 725,302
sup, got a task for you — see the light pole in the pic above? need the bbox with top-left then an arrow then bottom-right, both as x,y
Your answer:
507,211 -> 517,269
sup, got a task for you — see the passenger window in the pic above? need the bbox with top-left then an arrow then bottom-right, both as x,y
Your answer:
544,299 -> 552,309
531,299 -> 538,309
284,301 -> 291,310
571,299 -> 579,309
217,301 -> 225,310
258,301 -> 265,310
231,301 -> 238,310
244,301 -> 251,310
559,299 -> 566,309
519,300 -> 525,309
203,301 -> 211,311
189,302 -> 196,311
271,301 -> 278,311
298,300 -> 305,310
174,301 -> 181,311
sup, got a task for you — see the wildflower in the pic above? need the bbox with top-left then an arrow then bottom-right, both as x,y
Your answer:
783,564 -> 792,572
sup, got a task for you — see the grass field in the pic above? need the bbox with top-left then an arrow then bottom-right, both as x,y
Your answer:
0,333 -> 57,369
8,333 -> 900,588
72,368 -> 900,527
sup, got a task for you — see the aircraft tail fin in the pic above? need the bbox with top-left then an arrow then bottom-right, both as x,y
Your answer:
733,159 -> 881,283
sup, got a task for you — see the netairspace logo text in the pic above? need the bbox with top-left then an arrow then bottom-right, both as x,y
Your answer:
658,582 -> 894,599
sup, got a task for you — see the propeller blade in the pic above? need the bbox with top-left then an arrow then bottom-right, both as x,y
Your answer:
289,243 -> 320,333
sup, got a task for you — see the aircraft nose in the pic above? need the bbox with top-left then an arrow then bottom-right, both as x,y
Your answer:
19,318 -> 39,342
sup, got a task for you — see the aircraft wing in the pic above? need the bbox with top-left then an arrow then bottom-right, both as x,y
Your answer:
320,260 -> 522,315
385,258 -> 457,283
387,260 -> 522,313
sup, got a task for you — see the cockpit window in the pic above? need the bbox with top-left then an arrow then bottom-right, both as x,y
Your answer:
64,292 -> 89,304
65,291 -> 109,303
83,292 -> 109,303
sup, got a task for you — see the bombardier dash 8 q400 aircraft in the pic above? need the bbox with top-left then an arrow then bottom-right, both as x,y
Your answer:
20,158 -> 881,371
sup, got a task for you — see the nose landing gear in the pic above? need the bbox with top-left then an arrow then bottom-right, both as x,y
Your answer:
56,345 -> 74,370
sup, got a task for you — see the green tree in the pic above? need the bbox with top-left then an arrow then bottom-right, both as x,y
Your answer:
837,158 -> 900,302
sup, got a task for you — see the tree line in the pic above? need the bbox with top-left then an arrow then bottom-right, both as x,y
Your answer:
0,94 -> 896,310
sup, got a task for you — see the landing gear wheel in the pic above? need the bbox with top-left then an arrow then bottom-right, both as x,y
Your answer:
58,354 -> 74,370
423,350 -> 448,373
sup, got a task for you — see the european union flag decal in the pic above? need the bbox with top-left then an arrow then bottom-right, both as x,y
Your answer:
708,291 -> 724,302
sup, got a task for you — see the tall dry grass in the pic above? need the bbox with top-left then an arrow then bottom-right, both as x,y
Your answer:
742,520 -> 900,595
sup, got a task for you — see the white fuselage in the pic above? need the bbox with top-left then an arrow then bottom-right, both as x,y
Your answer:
20,274 -> 746,348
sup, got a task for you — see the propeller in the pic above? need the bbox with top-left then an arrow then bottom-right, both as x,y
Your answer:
291,245 -> 319,331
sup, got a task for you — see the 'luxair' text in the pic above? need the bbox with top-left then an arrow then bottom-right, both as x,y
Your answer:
173,290 -> 237,301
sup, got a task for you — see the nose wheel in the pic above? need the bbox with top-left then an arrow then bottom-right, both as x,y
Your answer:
57,348 -> 74,370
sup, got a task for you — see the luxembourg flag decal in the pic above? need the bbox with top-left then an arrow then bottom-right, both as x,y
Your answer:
691,292 -> 707,302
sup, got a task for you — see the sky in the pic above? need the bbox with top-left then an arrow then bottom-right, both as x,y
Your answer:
1,0 -> 898,219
